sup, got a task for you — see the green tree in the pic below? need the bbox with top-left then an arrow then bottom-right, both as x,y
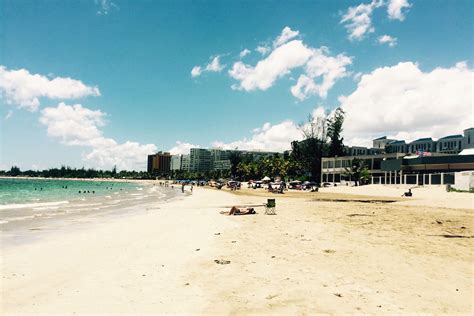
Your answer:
228,151 -> 242,179
293,113 -> 329,182
344,158 -> 370,186
327,107 -> 346,157
9,166 -> 21,176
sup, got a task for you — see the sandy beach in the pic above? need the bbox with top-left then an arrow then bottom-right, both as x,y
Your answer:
1,184 -> 473,314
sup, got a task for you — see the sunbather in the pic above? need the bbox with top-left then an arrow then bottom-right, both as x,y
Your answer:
220,206 -> 256,216
402,188 -> 413,197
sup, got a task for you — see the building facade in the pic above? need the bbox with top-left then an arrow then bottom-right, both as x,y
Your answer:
147,152 -> 171,174
170,148 -> 279,172
321,128 -> 474,185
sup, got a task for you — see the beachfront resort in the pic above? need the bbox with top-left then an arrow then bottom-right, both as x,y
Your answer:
148,127 -> 474,191
2,0 -> 473,314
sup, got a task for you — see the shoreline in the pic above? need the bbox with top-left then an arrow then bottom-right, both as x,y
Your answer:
1,185 -> 472,314
0,175 -> 156,183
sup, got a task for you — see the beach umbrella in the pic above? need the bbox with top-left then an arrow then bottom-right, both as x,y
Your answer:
262,176 -> 271,181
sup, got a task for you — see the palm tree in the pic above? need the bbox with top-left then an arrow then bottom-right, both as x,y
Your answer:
344,158 -> 370,186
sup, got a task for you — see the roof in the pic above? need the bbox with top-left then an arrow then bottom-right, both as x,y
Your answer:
373,136 -> 387,140
438,134 -> 463,140
389,140 -> 406,145
412,137 -> 433,142
464,127 -> 474,131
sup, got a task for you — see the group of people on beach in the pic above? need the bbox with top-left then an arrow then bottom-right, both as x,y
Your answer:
268,181 -> 286,194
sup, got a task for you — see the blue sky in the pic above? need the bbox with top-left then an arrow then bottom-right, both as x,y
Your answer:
1,0 -> 472,170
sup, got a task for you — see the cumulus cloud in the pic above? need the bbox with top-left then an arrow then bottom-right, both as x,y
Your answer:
341,0 -> 411,41
84,141 -> 156,170
206,56 -> 225,72
291,48 -> 352,100
377,35 -> 397,47
256,46 -> 271,55
191,66 -> 202,78
212,120 -> 303,152
39,103 -> 106,146
223,27 -> 351,100
229,40 -> 313,91
191,56 -> 225,77
39,103 -> 156,170
211,106 -> 329,152
340,0 -> 383,41
194,27 -> 350,100
239,49 -> 251,58
387,0 -> 411,21
273,26 -> 300,48
340,61 -> 473,146
168,141 -> 199,155
0,66 -> 100,112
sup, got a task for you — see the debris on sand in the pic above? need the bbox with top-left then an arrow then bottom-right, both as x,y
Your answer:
214,259 -> 231,265
347,213 -> 375,217
323,249 -> 336,253
334,293 -> 343,297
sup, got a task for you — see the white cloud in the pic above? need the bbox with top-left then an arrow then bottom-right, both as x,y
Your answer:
0,66 -> 100,112
239,49 -> 251,58
340,61 -> 473,146
205,56 -> 225,72
340,0 -> 383,41
291,48 -> 352,100
378,34 -> 397,47
212,120 -> 303,152
211,106 -> 329,152
39,103 -> 157,170
273,26 -> 300,48
39,103 -> 106,146
191,66 -> 202,78
191,56 -> 225,77
168,141 -> 199,155
95,0 -> 118,15
229,40 -> 313,91
84,141 -> 156,170
387,0 -> 411,21
256,46 -> 271,55
226,27 -> 351,99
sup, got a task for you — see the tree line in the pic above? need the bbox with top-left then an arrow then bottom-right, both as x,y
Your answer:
0,165 -> 154,179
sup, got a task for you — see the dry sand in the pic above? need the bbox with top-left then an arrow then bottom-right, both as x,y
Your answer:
1,184 -> 473,314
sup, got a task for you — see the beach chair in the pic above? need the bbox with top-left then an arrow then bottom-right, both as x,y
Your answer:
264,199 -> 276,215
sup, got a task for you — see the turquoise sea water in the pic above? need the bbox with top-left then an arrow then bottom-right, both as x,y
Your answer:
0,178 -> 179,245
0,178 -> 139,206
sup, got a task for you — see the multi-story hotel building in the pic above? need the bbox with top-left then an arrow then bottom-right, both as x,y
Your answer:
147,151 -> 172,174
321,128 -> 474,185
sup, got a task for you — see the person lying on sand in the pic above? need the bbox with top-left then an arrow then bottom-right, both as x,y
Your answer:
402,188 -> 413,197
220,206 -> 256,216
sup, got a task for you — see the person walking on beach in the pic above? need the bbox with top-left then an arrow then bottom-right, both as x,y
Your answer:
190,184 -> 193,193
181,183 -> 185,193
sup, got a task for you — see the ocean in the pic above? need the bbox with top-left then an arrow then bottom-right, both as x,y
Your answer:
0,178 -> 178,241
